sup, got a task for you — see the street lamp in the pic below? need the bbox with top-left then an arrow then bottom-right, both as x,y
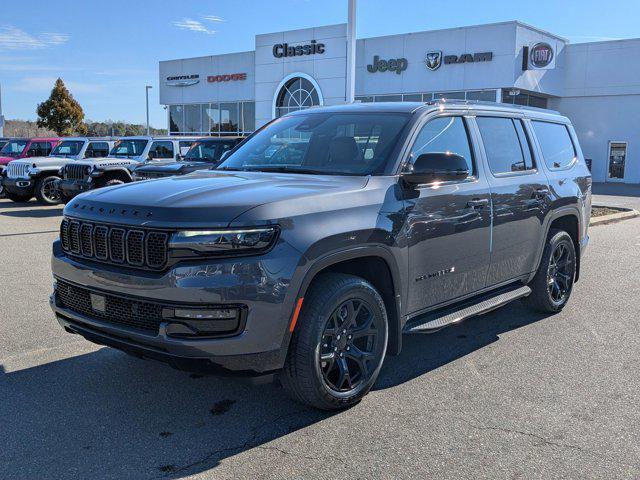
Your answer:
145,85 -> 153,135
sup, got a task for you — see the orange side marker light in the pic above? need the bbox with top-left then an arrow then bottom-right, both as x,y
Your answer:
289,298 -> 304,332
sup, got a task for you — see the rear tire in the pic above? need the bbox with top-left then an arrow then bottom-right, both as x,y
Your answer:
280,273 -> 388,410
524,229 -> 576,313
35,176 -> 62,205
5,192 -> 32,202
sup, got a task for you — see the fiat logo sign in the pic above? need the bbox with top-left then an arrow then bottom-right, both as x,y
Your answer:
530,42 -> 554,68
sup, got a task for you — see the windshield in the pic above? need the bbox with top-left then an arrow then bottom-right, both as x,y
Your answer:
183,141 -> 219,162
217,113 -> 410,175
109,140 -> 148,157
51,140 -> 84,157
1,140 -> 28,158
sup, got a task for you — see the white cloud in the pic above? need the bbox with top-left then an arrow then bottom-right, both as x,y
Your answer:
0,25 -> 70,50
202,15 -> 225,23
173,18 -> 216,35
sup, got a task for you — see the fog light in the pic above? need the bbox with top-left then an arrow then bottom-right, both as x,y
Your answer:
163,307 -> 242,338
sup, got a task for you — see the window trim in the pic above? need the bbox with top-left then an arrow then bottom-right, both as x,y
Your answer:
530,120 -> 578,172
399,113 -> 479,186
474,115 -> 541,178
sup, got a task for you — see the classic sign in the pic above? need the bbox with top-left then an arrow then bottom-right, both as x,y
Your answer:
367,56 -> 408,74
273,40 -> 325,58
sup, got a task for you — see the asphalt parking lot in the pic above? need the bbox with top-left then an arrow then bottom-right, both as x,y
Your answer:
1,189 -> 639,479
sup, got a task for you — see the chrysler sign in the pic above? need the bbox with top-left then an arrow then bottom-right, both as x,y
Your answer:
165,74 -> 200,87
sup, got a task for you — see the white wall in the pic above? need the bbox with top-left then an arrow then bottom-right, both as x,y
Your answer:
159,51 -> 255,106
254,24 -> 347,128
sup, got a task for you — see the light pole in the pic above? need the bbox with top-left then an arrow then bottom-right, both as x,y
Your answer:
145,85 -> 153,135
345,0 -> 357,103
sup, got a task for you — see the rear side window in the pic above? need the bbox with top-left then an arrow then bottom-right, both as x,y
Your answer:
532,121 -> 576,170
149,141 -> 174,159
476,117 -> 533,174
85,142 -> 109,158
409,116 -> 475,176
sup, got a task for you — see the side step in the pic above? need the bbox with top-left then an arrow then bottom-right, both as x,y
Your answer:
403,285 -> 532,333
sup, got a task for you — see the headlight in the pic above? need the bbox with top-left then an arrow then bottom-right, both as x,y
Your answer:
169,227 -> 278,255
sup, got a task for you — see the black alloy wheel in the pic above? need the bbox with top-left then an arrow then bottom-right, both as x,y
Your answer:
319,298 -> 382,393
547,241 -> 574,305
36,176 -> 62,204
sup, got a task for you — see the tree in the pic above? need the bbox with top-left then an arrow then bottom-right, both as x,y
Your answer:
36,78 -> 87,136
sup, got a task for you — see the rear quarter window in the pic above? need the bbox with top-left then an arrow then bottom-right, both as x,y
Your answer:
532,121 -> 577,170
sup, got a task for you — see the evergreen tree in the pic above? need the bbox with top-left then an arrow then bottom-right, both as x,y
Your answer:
36,78 -> 87,136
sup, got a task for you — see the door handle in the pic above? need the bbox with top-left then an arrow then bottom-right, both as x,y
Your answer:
467,198 -> 489,209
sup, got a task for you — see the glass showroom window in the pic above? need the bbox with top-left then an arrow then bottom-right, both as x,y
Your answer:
169,102 -> 255,136
355,90 -> 496,104
275,77 -> 320,118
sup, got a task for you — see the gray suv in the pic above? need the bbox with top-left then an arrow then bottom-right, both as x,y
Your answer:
50,102 -> 591,410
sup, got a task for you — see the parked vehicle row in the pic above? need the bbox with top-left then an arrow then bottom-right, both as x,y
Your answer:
48,101 -> 591,410
0,135 -> 246,204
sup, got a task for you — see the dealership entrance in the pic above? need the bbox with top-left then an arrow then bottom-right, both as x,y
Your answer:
274,74 -> 323,118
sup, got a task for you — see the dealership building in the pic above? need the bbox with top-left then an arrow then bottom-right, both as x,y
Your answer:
159,20 -> 640,184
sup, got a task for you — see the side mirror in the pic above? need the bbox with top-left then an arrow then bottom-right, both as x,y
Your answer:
402,152 -> 469,185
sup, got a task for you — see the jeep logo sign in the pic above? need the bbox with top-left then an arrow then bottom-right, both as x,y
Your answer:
530,42 -> 554,69
367,56 -> 408,74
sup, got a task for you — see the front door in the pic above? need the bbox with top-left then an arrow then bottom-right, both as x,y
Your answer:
403,116 -> 492,314
474,116 -> 550,287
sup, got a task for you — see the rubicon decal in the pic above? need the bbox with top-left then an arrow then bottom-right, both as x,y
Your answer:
367,56 -> 408,74
207,73 -> 247,83
273,40 -> 325,58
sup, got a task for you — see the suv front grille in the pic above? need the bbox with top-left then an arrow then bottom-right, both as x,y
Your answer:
6,162 -> 30,178
55,280 -> 163,334
66,164 -> 88,181
60,218 -> 169,270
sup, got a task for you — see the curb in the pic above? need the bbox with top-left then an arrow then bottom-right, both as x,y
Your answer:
590,206 -> 640,226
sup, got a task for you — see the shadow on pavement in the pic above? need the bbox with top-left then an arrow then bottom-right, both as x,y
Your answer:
1,207 -> 64,218
0,300 -> 550,479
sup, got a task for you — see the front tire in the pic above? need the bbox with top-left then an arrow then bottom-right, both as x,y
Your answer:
524,229 -> 576,313
35,176 -> 62,205
281,273 -> 388,410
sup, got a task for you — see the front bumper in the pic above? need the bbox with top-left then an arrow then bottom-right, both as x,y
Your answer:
2,177 -> 34,195
58,178 -> 94,197
50,239 -> 302,373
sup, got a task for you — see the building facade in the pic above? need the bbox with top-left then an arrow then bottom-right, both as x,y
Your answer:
159,21 -> 640,184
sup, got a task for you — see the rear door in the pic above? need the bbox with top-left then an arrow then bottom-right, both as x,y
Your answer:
404,115 -> 492,313
473,115 -> 551,286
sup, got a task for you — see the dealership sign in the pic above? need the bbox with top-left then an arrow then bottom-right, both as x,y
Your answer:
367,56 -> 408,74
207,73 -> 247,83
273,40 -> 325,58
529,42 -> 555,69
425,51 -> 493,71
165,74 -> 200,87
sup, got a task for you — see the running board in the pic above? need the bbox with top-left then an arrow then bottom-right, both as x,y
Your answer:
403,285 -> 532,333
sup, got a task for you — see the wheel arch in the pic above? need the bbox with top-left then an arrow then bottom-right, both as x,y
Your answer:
294,246 -> 403,356
98,168 -> 132,184
534,208 -> 582,283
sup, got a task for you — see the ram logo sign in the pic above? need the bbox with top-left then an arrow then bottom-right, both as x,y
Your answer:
425,51 -> 442,71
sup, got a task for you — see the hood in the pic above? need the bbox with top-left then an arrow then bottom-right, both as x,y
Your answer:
75,158 -> 137,168
64,170 -> 369,228
20,156 -> 76,168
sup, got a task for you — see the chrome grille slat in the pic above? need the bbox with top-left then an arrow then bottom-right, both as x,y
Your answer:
6,162 -> 30,178
59,218 -> 168,270
66,164 -> 87,181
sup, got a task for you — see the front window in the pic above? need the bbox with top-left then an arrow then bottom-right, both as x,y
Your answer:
52,141 -> 84,157
218,112 -> 410,176
1,140 -> 28,157
109,140 -> 148,158
184,141 -> 219,162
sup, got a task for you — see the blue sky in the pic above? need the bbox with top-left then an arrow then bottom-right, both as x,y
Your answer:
1,0 -> 637,129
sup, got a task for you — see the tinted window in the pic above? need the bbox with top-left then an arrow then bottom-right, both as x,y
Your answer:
85,142 -> 109,158
27,142 -> 48,157
532,121 -> 576,169
410,116 -> 474,176
513,120 -> 534,170
52,141 -> 84,157
0,140 -> 28,157
149,141 -> 174,159
184,141 -> 218,162
111,140 -> 148,157
218,113 -> 410,175
476,117 -> 529,174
